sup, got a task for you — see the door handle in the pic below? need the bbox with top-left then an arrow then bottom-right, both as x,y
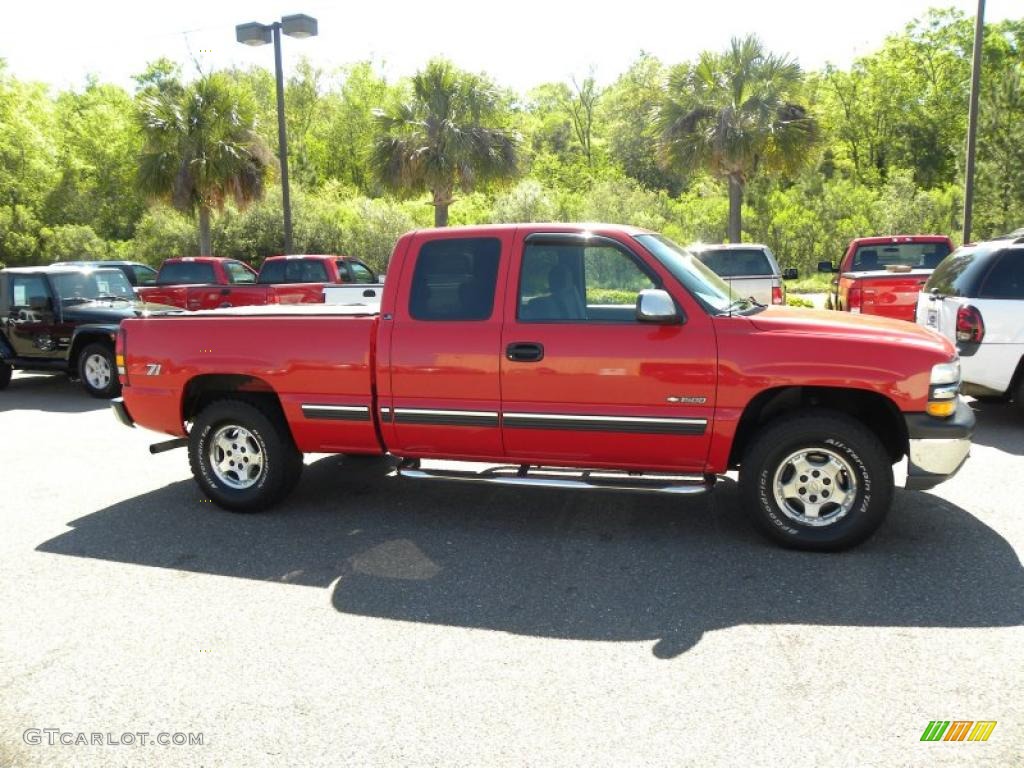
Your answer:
506,342 -> 544,362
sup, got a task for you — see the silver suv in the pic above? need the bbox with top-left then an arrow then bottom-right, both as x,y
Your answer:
690,243 -> 796,305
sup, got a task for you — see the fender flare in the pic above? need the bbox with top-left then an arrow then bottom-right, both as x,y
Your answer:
68,324 -> 119,362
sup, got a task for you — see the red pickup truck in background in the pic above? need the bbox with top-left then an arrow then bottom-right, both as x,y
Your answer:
112,224 -> 973,552
136,255 -> 377,310
818,235 -> 954,322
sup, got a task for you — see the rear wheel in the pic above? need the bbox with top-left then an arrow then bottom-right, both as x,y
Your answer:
77,342 -> 120,398
739,410 -> 893,551
0,361 -> 11,390
188,399 -> 303,512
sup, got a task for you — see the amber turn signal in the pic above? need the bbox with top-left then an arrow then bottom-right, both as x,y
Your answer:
926,400 -> 956,418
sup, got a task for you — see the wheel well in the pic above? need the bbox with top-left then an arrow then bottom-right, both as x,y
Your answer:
728,386 -> 907,467
69,333 -> 115,371
1009,356 -> 1024,401
182,374 -> 284,425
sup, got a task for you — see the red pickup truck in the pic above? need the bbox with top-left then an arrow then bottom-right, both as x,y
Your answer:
819,235 -> 954,322
112,224 -> 973,551
136,255 -> 377,310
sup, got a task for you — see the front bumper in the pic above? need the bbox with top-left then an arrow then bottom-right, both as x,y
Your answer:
903,396 -> 974,490
111,397 -> 135,428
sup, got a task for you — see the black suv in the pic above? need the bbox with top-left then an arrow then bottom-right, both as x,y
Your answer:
0,265 -> 175,397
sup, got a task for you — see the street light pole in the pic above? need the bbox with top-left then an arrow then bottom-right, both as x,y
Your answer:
271,22 -> 293,254
963,0 -> 985,244
236,14 -> 318,255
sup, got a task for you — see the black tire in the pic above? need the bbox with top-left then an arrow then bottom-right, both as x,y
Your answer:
1015,376 -> 1024,418
0,361 -> 11,390
738,410 -> 894,551
188,399 -> 303,512
77,342 -> 121,398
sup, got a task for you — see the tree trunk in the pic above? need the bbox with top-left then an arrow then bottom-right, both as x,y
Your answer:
432,187 -> 452,228
727,174 -> 743,243
198,206 -> 212,256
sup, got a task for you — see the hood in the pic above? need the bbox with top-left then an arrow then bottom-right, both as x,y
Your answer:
746,306 -> 956,358
62,300 -> 181,324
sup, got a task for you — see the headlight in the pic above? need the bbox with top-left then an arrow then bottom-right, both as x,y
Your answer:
926,358 -> 960,418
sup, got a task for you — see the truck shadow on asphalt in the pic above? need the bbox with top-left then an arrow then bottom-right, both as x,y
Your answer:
37,455 -> 1024,658
967,400 -> 1023,455
0,373 -> 108,413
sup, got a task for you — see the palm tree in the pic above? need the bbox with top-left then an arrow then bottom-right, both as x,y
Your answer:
658,36 -> 817,243
372,59 -> 518,227
137,73 -> 273,255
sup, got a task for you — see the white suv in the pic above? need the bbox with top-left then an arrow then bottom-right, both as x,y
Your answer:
916,237 -> 1024,410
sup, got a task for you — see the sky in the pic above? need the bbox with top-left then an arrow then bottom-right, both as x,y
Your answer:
0,0 -> 1018,94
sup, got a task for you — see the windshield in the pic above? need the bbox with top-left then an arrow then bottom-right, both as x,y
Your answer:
51,270 -> 135,303
635,234 -> 755,314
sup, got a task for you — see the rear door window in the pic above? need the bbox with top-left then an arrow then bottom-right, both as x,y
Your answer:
226,262 -> 257,284
349,262 -> 376,283
696,248 -> 773,277
409,238 -> 501,321
11,275 -> 50,307
258,260 -> 286,284
978,250 -> 1024,299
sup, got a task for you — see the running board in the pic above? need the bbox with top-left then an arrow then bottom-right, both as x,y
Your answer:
397,464 -> 715,496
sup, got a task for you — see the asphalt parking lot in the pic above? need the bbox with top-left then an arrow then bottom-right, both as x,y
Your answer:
1,371 -> 1022,767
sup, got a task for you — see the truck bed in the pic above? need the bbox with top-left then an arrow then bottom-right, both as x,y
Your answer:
121,305 -> 381,454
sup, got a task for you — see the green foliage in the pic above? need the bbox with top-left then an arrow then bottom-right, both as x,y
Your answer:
372,58 -> 519,226
785,295 -> 815,308
39,224 -> 115,261
785,272 -> 833,294
587,288 -> 639,305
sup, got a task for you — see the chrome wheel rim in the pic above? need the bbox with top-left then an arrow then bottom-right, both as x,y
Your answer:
84,353 -> 111,390
772,448 -> 858,527
208,425 -> 265,490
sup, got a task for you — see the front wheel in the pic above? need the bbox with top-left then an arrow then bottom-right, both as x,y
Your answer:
78,342 -> 120,398
0,361 -> 11,390
738,410 -> 893,551
188,399 -> 303,512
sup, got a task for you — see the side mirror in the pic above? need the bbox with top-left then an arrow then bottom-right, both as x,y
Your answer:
636,289 -> 681,324
29,295 -> 53,312
783,268 -> 799,280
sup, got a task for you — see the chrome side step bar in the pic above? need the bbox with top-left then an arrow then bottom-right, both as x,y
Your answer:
397,464 -> 715,496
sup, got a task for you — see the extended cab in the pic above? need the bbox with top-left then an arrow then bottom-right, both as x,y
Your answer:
113,225 -> 974,551
136,255 -> 376,310
819,235 -> 954,322
0,265 -> 175,397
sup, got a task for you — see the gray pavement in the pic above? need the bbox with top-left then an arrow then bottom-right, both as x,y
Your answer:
1,370 -> 1022,767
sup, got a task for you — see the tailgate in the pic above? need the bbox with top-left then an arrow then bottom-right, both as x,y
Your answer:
846,271 -> 931,321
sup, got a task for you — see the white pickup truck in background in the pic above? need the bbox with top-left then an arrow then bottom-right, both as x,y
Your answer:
323,282 -> 384,306
689,243 -> 796,306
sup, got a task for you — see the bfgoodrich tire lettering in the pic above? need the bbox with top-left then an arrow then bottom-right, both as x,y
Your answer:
188,399 -> 303,512
739,409 -> 893,551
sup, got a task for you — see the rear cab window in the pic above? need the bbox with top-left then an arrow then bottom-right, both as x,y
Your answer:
408,238 -> 501,321
852,242 -> 950,271
156,261 -> 216,285
696,248 -> 774,277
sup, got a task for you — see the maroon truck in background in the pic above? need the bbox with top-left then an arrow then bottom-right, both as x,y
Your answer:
136,255 -> 378,310
818,235 -> 954,323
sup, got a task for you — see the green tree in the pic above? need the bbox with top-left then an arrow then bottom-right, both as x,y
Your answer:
658,35 -> 817,242
371,58 -> 519,227
136,72 -> 274,255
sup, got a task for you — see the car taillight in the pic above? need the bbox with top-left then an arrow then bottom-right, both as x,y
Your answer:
771,285 -> 784,305
847,284 -> 862,313
955,305 -> 985,343
116,327 -> 128,385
